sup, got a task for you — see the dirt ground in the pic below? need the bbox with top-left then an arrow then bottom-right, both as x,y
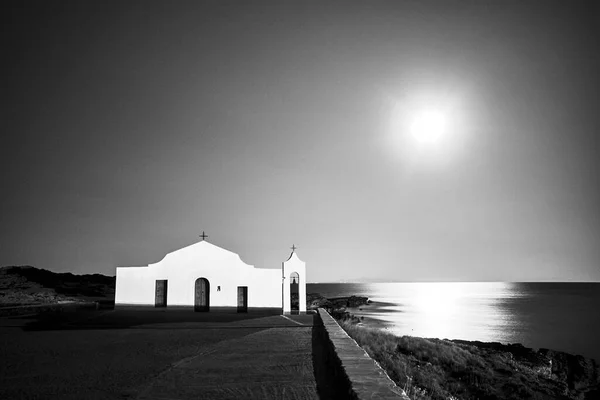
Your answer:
0,308 -> 332,400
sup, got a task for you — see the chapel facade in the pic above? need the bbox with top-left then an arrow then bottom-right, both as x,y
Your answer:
114,238 -> 306,314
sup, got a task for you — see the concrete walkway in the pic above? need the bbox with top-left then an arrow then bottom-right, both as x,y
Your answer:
136,314 -> 320,400
1,309 -> 338,400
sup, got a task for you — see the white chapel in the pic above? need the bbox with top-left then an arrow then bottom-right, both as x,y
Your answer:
115,236 -> 306,314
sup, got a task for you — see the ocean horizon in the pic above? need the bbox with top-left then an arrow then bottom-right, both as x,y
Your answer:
307,282 -> 600,362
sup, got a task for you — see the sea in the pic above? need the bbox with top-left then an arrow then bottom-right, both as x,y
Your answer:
307,282 -> 600,362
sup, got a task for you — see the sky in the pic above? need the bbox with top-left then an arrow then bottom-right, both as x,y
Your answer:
1,1 -> 599,282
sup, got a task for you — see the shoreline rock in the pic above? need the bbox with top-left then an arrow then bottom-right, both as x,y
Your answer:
305,292 -> 369,309
336,304 -> 600,399
303,292 -> 369,323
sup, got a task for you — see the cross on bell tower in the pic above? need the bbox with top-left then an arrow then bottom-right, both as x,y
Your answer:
199,231 -> 208,241
291,244 -> 297,252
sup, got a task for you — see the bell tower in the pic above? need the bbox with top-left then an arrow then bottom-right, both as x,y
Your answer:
282,245 -> 307,314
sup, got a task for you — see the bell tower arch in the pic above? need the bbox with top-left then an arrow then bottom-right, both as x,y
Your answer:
282,245 -> 307,314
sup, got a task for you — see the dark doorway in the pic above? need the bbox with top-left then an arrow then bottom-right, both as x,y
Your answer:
237,286 -> 248,313
290,272 -> 299,314
194,278 -> 210,312
155,280 -> 168,307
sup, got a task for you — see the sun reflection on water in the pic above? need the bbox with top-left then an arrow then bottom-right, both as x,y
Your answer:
362,282 -> 521,342
310,281 -> 600,361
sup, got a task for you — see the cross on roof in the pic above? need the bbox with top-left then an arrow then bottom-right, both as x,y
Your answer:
291,244 -> 297,252
199,231 -> 208,241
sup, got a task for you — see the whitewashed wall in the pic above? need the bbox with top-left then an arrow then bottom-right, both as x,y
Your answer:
115,241 -> 281,308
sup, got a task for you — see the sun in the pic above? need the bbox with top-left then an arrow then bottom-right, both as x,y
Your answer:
385,92 -> 470,169
410,110 -> 447,144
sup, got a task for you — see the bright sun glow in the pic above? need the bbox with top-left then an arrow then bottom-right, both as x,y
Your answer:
385,92 -> 470,170
410,110 -> 447,144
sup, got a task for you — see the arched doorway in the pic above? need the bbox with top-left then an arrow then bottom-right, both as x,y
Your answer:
194,278 -> 210,312
290,272 -> 300,314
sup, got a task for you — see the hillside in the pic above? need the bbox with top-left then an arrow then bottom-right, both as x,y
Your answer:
0,266 -> 115,307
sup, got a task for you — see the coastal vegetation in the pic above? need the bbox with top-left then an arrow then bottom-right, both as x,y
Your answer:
338,318 -> 600,400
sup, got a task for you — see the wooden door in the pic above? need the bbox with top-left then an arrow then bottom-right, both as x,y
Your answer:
194,278 -> 210,312
237,286 -> 248,313
155,280 -> 167,307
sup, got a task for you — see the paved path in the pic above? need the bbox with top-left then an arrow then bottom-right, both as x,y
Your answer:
1,309 -> 327,400
137,317 -> 319,400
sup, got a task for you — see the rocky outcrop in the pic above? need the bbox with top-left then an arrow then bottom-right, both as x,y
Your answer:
539,348 -> 600,397
0,266 -> 115,307
447,340 -> 600,399
306,292 -> 332,310
306,293 -> 369,311
305,293 -> 369,323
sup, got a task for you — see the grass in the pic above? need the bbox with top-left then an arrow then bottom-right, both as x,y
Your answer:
338,320 -> 572,400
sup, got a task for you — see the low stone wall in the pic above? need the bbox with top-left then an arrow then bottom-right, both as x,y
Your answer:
317,308 -> 410,399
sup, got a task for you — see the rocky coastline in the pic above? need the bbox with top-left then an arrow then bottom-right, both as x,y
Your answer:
313,292 -> 600,400
301,292 -> 370,321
